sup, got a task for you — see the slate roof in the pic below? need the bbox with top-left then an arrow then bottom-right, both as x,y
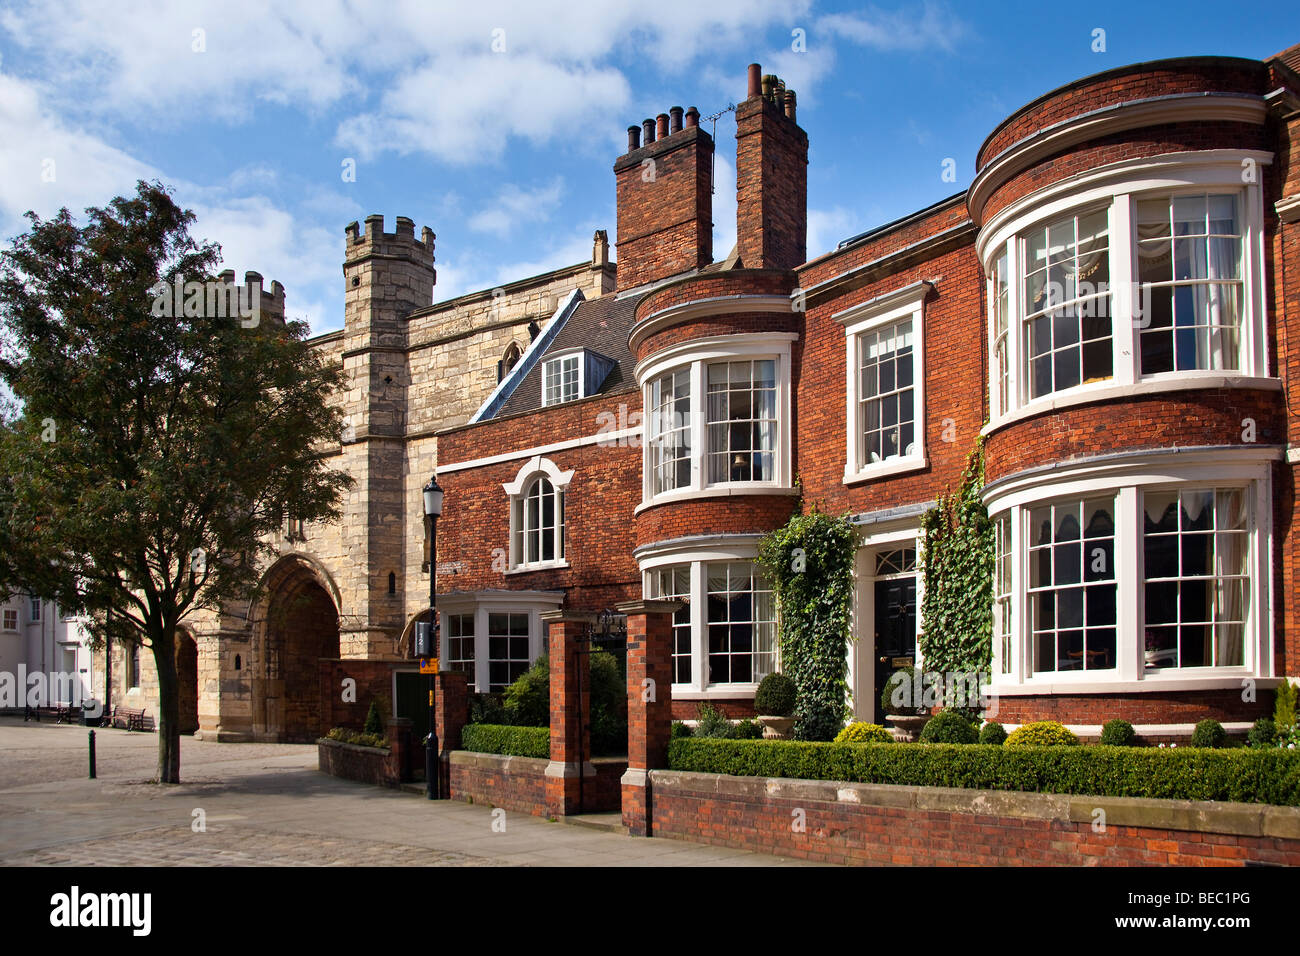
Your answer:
495,290 -> 644,418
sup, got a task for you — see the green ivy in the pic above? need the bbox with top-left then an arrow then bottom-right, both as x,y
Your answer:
759,506 -> 859,741
918,440 -> 993,711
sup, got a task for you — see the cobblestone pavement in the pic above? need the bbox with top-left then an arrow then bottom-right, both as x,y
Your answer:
0,719 -> 818,867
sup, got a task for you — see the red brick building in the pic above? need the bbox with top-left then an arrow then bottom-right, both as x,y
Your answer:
435,46 -> 1300,737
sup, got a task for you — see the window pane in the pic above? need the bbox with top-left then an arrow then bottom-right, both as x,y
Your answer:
1028,497 -> 1116,673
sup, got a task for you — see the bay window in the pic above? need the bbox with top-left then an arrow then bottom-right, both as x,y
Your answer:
638,334 -> 795,505
987,452 -> 1271,689
982,153 -> 1270,426
642,545 -> 777,692
436,592 -> 561,695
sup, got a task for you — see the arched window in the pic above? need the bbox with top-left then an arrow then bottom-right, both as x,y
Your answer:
126,643 -> 141,689
503,457 -> 572,571
499,342 -> 524,382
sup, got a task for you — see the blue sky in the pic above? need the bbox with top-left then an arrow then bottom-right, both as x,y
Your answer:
0,1 -> 1286,335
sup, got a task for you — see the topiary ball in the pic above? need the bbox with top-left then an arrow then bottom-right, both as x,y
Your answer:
1099,718 -> 1137,746
1248,717 -> 1276,748
732,718 -> 764,740
834,721 -> 894,744
919,709 -> 978,744
1005,720 -> 1079,747
978,721 -> 1007,745
1190,718 -> 1228,749
754,672 -> 797,717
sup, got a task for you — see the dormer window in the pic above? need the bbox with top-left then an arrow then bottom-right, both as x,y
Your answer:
542,354 -> 581,405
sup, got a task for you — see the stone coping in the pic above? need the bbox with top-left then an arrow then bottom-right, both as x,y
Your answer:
450,751 -> 629,771
450,751 -> 549,773
317,737 -> 391,755
649,769 -> 1300,840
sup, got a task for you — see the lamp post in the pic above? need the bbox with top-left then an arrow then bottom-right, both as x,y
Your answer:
422,476 -> 443,800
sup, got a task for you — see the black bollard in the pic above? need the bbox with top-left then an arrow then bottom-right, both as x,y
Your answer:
88,729 -> 96,779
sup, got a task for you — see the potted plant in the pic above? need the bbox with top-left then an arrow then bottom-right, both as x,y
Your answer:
754,672 -> 796,739
880,666 -> 931,741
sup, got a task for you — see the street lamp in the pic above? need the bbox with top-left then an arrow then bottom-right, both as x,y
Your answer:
423,475 -> 443,800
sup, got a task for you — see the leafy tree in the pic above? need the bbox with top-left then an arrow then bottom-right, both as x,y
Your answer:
0,181 -> 351,783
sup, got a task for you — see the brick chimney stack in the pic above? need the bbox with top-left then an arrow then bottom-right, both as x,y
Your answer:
614,104 -> 714,291
735,62 -> 808,271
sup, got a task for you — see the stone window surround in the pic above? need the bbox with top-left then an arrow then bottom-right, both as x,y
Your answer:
502,455 -> 572,574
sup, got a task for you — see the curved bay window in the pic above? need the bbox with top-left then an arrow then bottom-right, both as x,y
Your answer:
644,551 -> 777,692
983,155 -> 1269,426
707,360 -> 777,483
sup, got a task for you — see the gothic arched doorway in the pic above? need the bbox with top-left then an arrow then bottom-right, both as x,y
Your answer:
251,557 -> 341,742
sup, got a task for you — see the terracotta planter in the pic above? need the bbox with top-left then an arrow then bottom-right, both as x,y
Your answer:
886,713 -> 932,742
759,716 -> 795,739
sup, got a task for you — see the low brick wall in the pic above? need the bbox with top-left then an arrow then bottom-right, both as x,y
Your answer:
449,751 -> 629,816
646,770 -> 1300,866
317,737 -> 402,788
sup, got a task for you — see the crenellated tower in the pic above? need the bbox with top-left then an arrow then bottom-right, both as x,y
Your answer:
340,214 -> 436,657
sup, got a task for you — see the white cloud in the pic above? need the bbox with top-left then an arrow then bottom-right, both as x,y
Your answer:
807,206 -> 862,261
335,54 -> 631,165
819,2 -> 971,54
0,73 -> 157,231
468,178 -> 565,237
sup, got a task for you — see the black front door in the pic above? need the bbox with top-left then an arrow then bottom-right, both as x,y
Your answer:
874,576 -> 917,717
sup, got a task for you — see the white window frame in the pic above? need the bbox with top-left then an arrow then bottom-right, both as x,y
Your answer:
834,282 -> 928,484
2,608 -> 17,632
635,333 -> 797,510
639,536 -> 777,697
502,456 -> 572,573
29,598 -> 41,623
437,591 -> 561,694
979,150 -> 1273,433
847,523 -> 924,723
541,350 -> 583,406
985,449 -> 1273,693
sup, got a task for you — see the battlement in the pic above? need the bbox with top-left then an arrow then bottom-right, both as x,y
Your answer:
208,269 -> 286,324
344,214 -> 436,268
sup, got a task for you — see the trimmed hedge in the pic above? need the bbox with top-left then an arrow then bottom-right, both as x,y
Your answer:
666,737 -> 1300,806
835,722 -> 894,744
460,723 -> 550,759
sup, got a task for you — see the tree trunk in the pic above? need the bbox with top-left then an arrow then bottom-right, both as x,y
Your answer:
151,625 -> 181,784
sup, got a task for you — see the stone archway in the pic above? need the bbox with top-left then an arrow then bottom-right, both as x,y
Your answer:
251,556 -> 341,742
175,628 -> 199,735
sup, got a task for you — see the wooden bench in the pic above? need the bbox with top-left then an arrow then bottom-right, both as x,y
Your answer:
24,704 -> 78,723
110,706 -> 155,732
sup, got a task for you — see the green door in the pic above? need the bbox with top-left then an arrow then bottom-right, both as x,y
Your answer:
394,670 -> 430,742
